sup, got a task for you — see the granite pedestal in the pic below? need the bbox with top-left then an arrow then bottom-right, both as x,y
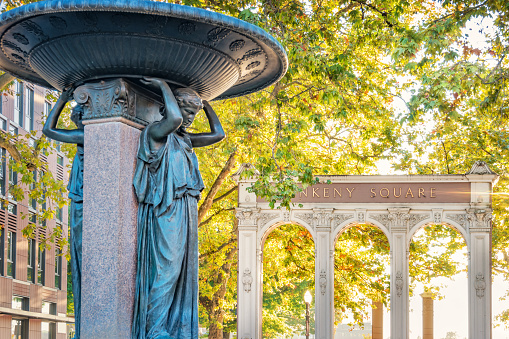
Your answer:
78,79 -> 161,338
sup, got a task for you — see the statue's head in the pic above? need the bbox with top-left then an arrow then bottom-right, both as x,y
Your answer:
71,104 -> 85,128
173,87 -> 203,129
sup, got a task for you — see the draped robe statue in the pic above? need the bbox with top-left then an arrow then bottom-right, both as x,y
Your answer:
131,78 -> 225,338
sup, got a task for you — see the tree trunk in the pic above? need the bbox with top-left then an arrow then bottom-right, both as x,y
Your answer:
206,243 -> 236,339
200,231 -> 237,339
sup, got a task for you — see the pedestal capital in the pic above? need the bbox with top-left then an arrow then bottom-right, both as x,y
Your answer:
75,78 -> 163,129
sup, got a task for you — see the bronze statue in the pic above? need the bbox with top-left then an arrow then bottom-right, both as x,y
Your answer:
42,88 -> 84,339
132,78 -> 225,338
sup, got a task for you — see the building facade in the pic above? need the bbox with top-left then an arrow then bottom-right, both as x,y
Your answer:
0,80 -> 72,339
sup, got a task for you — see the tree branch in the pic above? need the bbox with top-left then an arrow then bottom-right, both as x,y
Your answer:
0,131 -> 41,171
198,150 -> 237,224
0,73 -> 14,90
198,207 -> 235,228
212,186 -> 238,204
352,0 -> 395,27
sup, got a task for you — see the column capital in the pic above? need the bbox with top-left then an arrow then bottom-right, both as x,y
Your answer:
467,208 -> 492,232
235,207 -> 261,227
370,208 -> 429,233
75,78 -> 162,128
295,208 -> 335,230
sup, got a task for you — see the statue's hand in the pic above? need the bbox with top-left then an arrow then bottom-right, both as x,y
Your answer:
141,77 -> 168,90
61,86 -> 75,101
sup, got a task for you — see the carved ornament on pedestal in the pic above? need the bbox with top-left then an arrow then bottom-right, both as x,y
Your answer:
319,269 -> 327,295
395,271 -> 404,297
242,268 -> 253,293
475,273 -> 486,298
283,211 -> 291,222
433,211 -> 442,224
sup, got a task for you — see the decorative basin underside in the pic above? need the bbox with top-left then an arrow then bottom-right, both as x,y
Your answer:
0,0 -> 288,100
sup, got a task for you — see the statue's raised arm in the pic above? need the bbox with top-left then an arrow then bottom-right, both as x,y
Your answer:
187,100 -> 226,148
42,88 -> 84,145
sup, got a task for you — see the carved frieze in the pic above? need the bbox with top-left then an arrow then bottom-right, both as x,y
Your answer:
332,213 -> 354,229
407,213 -> 429,228
370,213 -> 391,228
258,213 -> 279,227
295,213 -> 315,227
445,213 -> 467,229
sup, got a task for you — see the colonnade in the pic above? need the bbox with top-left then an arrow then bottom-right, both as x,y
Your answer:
234,162 -> 497,339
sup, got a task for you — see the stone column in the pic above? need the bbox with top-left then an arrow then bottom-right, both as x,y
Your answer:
78,79 -> 162,338
313,209 -> 334,339
421,292 -> 434,339
236,208 -> 261,339
467,209 -> 492,339
388,209 -> 410,339
371,300 -> 383,339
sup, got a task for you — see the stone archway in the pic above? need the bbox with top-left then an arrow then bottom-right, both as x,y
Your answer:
234,161 -> 498,339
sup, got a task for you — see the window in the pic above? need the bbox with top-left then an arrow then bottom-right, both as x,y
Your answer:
55,208 -> 63,223
41,176 -> 47,227
41,321 -> 56,339
12,296 -> 29,311
27,238 -> 35,283
54,140 -> 61,152
0,148 -> 5,196
42,301 -> 56,314
9,125 -> 18,136
30,171 -> 37,210
57,155 -> 64,166
9,157 -> 17,201
13,80 -> 23,127
11,319 -> 28,339
7,231 -> 15,278
37,245 -> 45,285
44,101 -> 52,117
42,302 -> 57,339
0,117 -> 6,130
8,202 -> 17,215
0,230 -> 3,276
55,247 -> 62,289
25,86 -> 34,132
